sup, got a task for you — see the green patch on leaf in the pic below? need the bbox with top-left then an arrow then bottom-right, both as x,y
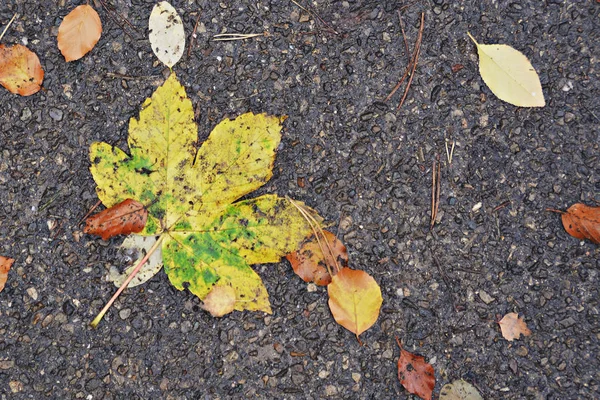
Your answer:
90,73 -> 320,314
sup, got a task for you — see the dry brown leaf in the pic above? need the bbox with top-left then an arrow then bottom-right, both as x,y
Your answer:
499,312 -> 531,341
560,203 -> 600,244
201,285 -> 236,317
84,199 -> 147,241
286,230 -> 348,286
57,4 -> 102,62
397,340 -> 435,400
0,256 -> 15,292
0,44 -> 44,96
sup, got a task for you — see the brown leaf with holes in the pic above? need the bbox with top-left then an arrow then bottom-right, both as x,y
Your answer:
396,340 -> 435,400
84,199 -> 147,241
560,203 -> 600,244
0,256 -> 15,293
286,230 -> 348,286
499,312 -> 531,341
0,44 -> 44,96
57,4 -> 102,61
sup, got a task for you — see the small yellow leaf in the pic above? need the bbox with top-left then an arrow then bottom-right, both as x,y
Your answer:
57,5 -> 102,62
328,267 -> 383,338
468,32 -> 545,107
201,285 -> 237,317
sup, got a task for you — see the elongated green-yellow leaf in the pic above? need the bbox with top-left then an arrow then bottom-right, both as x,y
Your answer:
468,32 -> 545,107
89,73 -> 317,314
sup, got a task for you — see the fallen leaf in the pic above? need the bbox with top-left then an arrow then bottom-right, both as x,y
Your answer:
439,379 -> 483,400
499,312 -> 531,341
109,235 -> 163,288
0,256 -> 14,292
286,230 -> 348,286
0,44 -> 44,96
467,32 -> 545,107
201,285 -> 236,317
560,203 -> 600,244
327,267 -> 382,338
89,73 -> 319,313
149,1 -> 185,68
84,199 -> 147,241
57,4 -> 102,62
397,342 -> 435,400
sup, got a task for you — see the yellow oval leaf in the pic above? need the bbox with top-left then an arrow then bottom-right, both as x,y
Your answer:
0,44 -> 44,96
149,1 -> 185,68
57,5 -> 102,62
327,267 -> 383,338
468,32 -> 545,107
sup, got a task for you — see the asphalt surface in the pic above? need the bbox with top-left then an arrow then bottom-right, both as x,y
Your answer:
1,0 -> 599,398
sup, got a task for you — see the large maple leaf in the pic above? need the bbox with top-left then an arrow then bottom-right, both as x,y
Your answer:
90,73 -> 319,313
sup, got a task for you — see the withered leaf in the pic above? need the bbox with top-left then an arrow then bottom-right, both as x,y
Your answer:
397,340 -> 435,400
560,203 -> 600,244
84,199 -> 147,241
0,256 -> 15,293
286,230 -> 348,286
499,312 -> 531,342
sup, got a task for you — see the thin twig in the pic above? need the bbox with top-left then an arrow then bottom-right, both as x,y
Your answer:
493,201 -> 510,213
105,72 -> 161,80
188,12 -> 201,57
430,154 -> 441,230
0,13 -> 17,42
97,0 -> 138,41
290,0 -> 339,35
397,10 -> 410,57
77,200 -> 102,226
398,12 -> 424,109
445,139 -> 455,166
213,33 -> 264,41
90,235 -> 164,328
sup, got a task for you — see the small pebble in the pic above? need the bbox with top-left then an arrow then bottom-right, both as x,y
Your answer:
49,108 -> 63,121
27,287 -> 38,301
119,308 -> 131,319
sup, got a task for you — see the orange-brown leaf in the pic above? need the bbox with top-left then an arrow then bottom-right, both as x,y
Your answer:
327,267 -> 382,338
286,230 -> 348,286
0,256 -> 15,293
57,5 -> 102,62
561,203 -> 600,244
84,199 -> 147,241
0,44 -> 44,96
397,343 -> 435,400
499,312 -> 531,341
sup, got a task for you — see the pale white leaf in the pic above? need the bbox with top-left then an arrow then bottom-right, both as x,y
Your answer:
149,1 -> 185,68
440,379 -> 484,400
109,235 -> 163,288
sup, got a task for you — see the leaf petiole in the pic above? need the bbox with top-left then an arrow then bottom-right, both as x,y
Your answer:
90,234 -> 165,328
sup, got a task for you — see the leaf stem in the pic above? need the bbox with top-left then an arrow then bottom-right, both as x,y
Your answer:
0,13 -> 18,43
466,31 -> 478,45
90,234 -> 164,328
287,197 -> 341,275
